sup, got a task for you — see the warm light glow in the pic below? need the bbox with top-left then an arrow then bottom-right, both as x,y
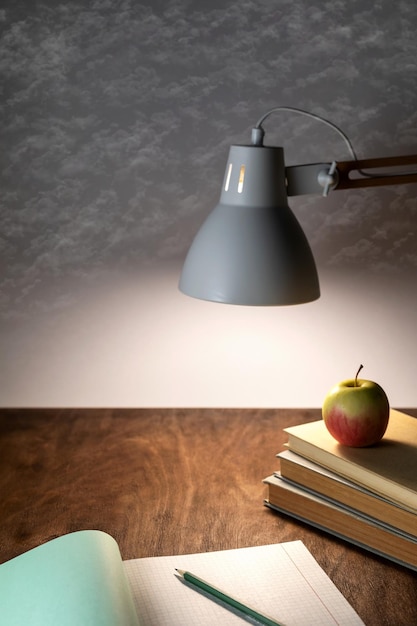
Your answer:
2,268 -> 416,408
237,164 -> 245,193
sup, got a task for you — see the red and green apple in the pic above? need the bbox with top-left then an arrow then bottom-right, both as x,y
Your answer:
322,365 -> 390,447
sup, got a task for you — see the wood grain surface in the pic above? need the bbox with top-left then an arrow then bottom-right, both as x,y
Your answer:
1,408 -> 416,625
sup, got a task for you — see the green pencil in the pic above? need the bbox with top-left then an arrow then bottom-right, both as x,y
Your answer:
175,568 -> 284,626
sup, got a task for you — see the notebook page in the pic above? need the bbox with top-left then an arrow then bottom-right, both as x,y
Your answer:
123,541 -> 364,626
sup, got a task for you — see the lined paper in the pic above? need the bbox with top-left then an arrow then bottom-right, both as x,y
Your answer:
124,541 -> 364,625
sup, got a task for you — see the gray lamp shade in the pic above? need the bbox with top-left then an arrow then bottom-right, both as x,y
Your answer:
179,145 -> 320,306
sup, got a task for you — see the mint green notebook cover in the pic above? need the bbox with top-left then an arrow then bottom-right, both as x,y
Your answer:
0,530 -> 139,626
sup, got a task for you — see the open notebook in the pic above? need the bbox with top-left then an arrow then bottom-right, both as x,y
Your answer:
0,530 -> 364,625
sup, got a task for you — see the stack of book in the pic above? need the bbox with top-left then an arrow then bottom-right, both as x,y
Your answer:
263,408 -> 417,571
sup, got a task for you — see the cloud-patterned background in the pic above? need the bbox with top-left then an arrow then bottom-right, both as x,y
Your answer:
1,0 -> 417,407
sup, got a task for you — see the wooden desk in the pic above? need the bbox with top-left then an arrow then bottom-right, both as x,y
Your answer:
1,408 -> 416,625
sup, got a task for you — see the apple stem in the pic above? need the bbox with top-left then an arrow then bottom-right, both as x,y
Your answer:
355,364 -> 364,387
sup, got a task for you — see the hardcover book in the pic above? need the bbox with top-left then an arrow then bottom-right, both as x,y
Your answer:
283,409 -> 417,512
264,474 -> 417,571
277,449 -> 417,537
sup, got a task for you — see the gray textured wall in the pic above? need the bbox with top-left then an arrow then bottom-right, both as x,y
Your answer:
1,1 -> 417,407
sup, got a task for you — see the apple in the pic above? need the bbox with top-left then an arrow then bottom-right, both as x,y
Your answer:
322,365 -> 390,447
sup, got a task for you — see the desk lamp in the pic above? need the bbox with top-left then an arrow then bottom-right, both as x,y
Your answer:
179,107 -> 417,306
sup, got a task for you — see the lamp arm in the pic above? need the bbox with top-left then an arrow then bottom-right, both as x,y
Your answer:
333,154 -> 417,190
285,155 -> 417,197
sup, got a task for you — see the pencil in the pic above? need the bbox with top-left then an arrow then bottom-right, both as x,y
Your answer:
175,568 -> 284,626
